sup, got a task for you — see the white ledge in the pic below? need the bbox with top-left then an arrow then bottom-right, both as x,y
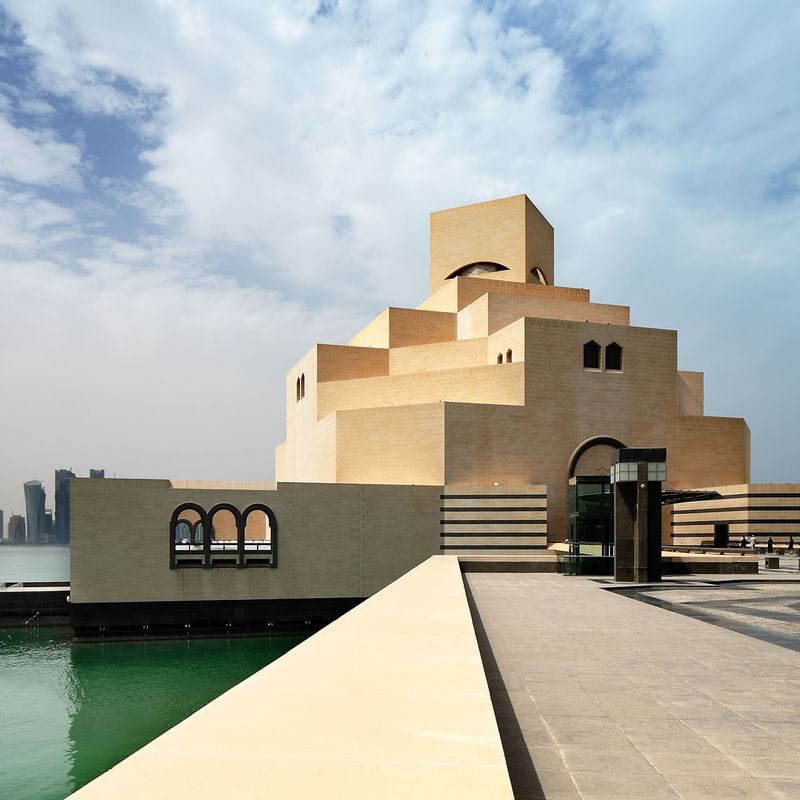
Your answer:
68,556 -> 512,799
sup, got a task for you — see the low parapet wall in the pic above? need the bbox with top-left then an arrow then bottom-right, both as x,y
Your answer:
68,556 -> 513,799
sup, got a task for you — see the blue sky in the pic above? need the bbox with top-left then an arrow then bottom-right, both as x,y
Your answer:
0,0 -> 798,518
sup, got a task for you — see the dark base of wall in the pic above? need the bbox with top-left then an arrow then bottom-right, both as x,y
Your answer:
459,558 -> 558,573
71,597 -> 364,641
0,588 -> 70,626
663,560 -> 758,575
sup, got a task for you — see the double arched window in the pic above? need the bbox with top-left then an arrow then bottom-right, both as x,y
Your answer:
583,340 -> 623,372
170,502 -> 277,569
296,373 -> 306,402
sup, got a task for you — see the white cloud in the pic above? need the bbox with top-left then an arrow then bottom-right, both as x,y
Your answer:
0,255 -> 358,517
0,114 -> 82,187
0,0 -> 798,515
0,183 -> 77,250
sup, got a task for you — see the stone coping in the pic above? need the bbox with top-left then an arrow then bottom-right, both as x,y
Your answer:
67,556 -> 513,799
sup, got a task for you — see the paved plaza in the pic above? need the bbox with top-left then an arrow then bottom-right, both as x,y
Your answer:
467,573 -> 800,800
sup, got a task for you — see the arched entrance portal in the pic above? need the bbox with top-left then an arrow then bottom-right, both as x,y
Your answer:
565,436 -> 626,574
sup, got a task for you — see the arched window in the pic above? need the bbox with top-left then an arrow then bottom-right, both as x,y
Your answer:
497,353 -> 503,364
583,340 -> 600,369
244,508 -> 270,543
445,261 -> 510,279
175,508 -> 202,545
296,377 -> 301,402
300,373 -> 305,398
170,503 -> 208,568
170,503 -> 276,569
506,349 -> 513,363
209,508 -> 238,544
207,504 -> 241,567
242,504 -> 278,567
530,267 -> 548,285
175,520 -> 191,543
605,342 -> 622,371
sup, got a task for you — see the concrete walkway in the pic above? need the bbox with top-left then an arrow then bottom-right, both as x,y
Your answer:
466,573 -> 800,800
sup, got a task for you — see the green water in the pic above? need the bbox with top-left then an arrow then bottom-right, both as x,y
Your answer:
0,627 -> 303,799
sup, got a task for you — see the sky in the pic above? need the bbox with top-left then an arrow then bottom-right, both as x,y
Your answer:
0,0 -> 798,521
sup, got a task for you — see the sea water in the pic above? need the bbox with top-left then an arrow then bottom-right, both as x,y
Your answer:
0,627 -> 303,799
0,545 -> 302,799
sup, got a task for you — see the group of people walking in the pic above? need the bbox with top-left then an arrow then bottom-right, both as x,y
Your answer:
738,535 -> 795,552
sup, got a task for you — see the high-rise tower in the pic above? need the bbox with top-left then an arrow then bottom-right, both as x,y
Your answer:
23,480 -> 46,544
8,514 -> 25,544
55,469 -> 76,545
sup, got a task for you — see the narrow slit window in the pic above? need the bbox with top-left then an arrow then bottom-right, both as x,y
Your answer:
497,353 -> 503,364
300,373 -> 306,398
296,377 -> 301,402
506,349 -> 513,363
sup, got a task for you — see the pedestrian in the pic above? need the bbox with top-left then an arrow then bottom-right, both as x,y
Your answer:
767,537 -> 774,553
789,536 -> 795,553
748,534 -> 757,550
740,535 -> 747,549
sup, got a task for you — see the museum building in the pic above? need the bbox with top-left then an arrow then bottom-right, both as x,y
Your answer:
69,195 -> 800,636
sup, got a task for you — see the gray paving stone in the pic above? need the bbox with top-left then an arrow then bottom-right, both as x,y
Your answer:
571,770 -> 681,799
664,774 -> 779,799
465,573 -> 800,800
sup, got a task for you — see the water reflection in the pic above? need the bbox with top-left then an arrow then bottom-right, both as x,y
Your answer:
0,627 -> 303,800
0,627 -> 74,800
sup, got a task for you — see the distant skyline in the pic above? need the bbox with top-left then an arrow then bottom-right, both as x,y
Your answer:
1,1 -> 799,517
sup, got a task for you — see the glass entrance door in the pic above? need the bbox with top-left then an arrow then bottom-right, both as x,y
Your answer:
564,476 -> 614,574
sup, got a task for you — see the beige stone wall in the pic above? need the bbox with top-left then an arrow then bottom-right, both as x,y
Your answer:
573,444 -> 619,477
347,308 -> 389,348
677,370 -> 704,416
458,291 -> 629,340
334,404 -> 445,485
525,198 -> 555,285
388,338 -> 486,375
70,478 -> 441,605
317,344 -> 389,382
275,195 -> 754,548
440,484 -> 548,554
487,318 -> 526,370
456,293 -> 490,340
281,307 -> 750,544
317,363 -> 524,418
350,308 -> 455,349
670,483 -> 800,545
443,403 -> 533,486
419,275 -> 589,314
416,279 -> 459,312
439,316 -> 748,540
281,346 -> 324,481
672,416 -> 750,490
429,195 -> 554,291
